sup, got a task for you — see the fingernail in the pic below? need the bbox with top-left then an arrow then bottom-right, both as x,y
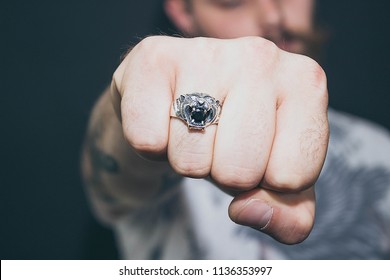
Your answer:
237,200 -> 273,230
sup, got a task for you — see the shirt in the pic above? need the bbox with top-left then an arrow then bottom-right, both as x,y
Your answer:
89,108 -> 390,259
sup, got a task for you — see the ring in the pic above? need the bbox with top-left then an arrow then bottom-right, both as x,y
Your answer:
172,93 -> 222,130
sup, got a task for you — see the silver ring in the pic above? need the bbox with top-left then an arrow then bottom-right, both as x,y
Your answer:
172,93 -> 222,130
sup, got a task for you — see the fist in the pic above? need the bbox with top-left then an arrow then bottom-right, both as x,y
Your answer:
111,36 -> 329,244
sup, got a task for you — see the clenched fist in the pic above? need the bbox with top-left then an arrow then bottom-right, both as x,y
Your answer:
111,36 -> 329,244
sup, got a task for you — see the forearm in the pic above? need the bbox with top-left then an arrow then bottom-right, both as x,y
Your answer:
81,88 -> 182,224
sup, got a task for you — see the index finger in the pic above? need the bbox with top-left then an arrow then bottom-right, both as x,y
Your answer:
263,53 -> 329,192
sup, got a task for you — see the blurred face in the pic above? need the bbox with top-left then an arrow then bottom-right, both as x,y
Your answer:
183,0 -> 315,54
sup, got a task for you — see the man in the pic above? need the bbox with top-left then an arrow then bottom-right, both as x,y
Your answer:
82,0 -> 390,259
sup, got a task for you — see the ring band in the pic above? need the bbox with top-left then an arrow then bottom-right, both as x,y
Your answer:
172,93 -> 222,130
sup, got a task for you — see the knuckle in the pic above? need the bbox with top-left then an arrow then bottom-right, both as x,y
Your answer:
243,36 -> 279,59
190,36 -> 211,48
307,63 -> 328,108
212,165 -> 261,191
170,137 -> 212,178
239,37 -> 280,74
125,128 -> 166,155
264,171 -> 313,192
136,36 -> 159,52
310,63 -> 327,92
243,36 -> 277,51
172,159 -> 210,178
189,37 -> 222,62
131,140 -> 165,155
134,36 -> 169,65
299,56 -> 328,92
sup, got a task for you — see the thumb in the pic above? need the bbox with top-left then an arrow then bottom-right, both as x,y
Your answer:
228,186 -> 316,244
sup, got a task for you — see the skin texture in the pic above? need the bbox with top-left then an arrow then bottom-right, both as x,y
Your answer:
82,0 -> 329,244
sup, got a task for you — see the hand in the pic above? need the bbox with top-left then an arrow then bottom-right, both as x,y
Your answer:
111,36 -> 329,244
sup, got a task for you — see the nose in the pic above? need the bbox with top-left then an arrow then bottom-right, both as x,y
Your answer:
255,0 -> 283,38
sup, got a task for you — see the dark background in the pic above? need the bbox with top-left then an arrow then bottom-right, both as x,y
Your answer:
1,0 -> 389,259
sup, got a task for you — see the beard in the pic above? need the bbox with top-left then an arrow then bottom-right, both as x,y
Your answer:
189,21 -> 327,62
276,27 -> 327,62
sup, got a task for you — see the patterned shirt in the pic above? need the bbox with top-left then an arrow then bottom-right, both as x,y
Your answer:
90,108 -> 390,259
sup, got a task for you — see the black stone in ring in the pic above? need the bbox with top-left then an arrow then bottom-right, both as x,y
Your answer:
173,93 -> 222,130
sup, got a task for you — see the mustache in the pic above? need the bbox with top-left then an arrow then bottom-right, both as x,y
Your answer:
274,27 -> 329,60
282,28 -> 327,47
